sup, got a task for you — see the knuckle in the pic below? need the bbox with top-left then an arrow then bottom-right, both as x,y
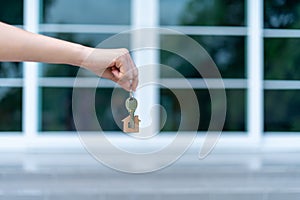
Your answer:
134,68 -> 138,76
120,48 -> 129,55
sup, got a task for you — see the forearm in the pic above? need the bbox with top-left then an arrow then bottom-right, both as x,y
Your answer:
0,22 -> 138,91
0,22 -> 90,66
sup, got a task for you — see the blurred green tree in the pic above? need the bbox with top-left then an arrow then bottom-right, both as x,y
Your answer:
180,0 -> 245,26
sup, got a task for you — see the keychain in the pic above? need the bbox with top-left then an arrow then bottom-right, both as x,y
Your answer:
122,82 -> 140,133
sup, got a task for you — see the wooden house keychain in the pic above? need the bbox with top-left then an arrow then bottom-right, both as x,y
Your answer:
122,85 -> 140,133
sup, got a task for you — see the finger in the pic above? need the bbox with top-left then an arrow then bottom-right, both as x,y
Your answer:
120,68 -> 133,84
114,64 -> 131,82
131,78 -> 138,91
113,49 -> 137,91
111,68 -> 120,78
119,79 -> 131,91
129,60 -> 138,90
131,68 -> 138,91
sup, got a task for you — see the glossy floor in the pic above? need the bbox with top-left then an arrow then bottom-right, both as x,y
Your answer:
0,151 -> 300,200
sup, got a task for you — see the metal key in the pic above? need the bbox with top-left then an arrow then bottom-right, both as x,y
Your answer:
125,91 -> 138,128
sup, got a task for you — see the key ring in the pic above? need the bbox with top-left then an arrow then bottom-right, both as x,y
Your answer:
129,80 -> 133,98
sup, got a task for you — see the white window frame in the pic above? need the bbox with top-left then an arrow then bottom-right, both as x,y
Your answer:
1,0 -> 300,152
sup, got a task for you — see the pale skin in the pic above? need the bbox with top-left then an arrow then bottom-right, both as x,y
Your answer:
0,22 -> 138,91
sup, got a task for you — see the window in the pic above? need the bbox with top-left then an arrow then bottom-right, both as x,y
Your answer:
1,0 -> 300,149
265,38 -> 300,80
160,0 -> 245,26
265,90 -> 300,132
0,87 -> 22,132
161,89 -> 245,131
159,0 -> 247,133
264,0 -> 300,29
264,0 -> 300,134
39,0 -> 131,132
42,0 -> 130,25
0,0 -> 23,133
0,0 -> 23,25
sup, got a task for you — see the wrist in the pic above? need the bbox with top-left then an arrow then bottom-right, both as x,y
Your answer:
71,44 -> 93,68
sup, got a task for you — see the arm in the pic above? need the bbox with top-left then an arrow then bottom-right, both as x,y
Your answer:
0,22 -> 138,91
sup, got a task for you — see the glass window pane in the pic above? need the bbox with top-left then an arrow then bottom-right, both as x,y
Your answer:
0,87 -> 22,131
160,89 -> 245,132
160,0 -> 246,26
264,0 -> 300,29
265,90 -> 300,132
265,38 -> 300,80
160,35 -> 245,78
0,0 -> 23,25
41,87 -> 126,132
0,62 -> 23,78
40,33 -> 130,77
42,0 -> 131,24
41,88 -> 74,132
95,88 -> 128,132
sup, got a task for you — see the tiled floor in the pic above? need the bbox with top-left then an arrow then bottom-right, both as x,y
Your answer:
0,151 -> 300,200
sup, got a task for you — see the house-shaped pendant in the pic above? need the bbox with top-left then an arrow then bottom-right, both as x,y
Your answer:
122,115 -> 140,133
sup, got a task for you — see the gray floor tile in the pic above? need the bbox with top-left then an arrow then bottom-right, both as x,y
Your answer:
159,193 -> 209,200
0,195 -> 43,200
266,193 -> 300,200
209,193 -> 265,200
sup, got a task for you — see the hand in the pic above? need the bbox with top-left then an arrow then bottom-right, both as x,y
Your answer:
81,48 -> 138,91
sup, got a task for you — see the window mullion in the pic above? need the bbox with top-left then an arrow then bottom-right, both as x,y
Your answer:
23,0 -> 40,138
247,0 -> 264,143
131,0 -> 160,134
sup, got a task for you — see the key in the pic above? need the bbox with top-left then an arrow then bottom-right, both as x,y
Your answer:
125,93 -> 138,112
122,89 -> 140,133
